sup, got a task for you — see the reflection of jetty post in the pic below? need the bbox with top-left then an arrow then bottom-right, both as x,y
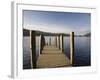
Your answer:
70,32 -> 74,65
31,31 -> 36,68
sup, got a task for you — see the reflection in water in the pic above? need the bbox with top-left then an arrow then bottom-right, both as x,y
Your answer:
23,36 -> 91,69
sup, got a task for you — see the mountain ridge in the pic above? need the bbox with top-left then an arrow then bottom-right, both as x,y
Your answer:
23,29 -> 90,37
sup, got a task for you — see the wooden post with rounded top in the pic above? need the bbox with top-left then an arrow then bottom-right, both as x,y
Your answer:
70,32 -> 74,65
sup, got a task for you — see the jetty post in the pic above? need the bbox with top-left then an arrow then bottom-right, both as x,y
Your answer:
30,30 -> 33,68
58,35 -> 60,49
39,35 -> 42,55
57,36 -> 59,48
39,35 -> 45,54
70,32 -> 74,65
31,31 -> 36,68
30,30 -> 32,49
49,37 -> 51,46
60,34 -> 64,52
55,36 -> 57,47
42,36 -> 45,49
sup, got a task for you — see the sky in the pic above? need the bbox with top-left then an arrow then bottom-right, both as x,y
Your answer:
23,10 -> 91,35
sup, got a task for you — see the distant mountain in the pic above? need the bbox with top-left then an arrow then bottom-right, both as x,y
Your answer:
83,32 -> 91,37
23,29 -> 30,36
75,32 -> 91,37
23,29 -> 70,36
23,29 -> 91,37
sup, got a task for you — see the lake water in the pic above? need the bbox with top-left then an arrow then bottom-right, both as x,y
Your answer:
23,36 -> 91,69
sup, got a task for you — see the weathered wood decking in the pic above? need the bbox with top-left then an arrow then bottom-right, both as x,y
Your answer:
37,45 -> 71,68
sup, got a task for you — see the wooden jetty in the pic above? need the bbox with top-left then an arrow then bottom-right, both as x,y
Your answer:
29,30 -> 74,68
37,45 -> 70,68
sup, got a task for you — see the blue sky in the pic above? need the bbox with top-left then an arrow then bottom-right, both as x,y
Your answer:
23,10 -> 91,35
